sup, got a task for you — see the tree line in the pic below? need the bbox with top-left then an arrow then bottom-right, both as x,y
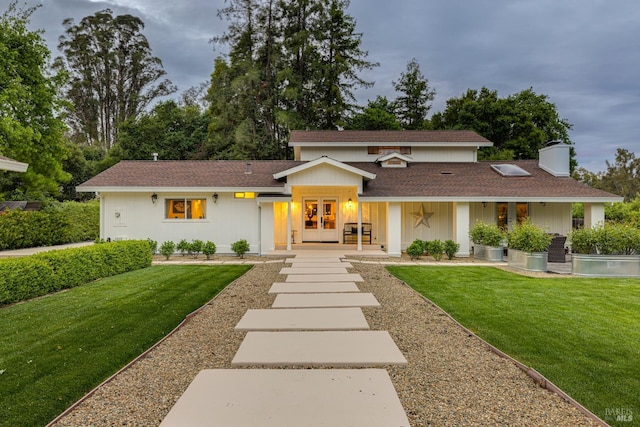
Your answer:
0,0 -> 635,203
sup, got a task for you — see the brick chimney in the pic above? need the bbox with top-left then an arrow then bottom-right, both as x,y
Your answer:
539,142 -> 570,177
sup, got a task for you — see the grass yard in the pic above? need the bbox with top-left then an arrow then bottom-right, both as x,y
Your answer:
387,266 -> 640,427
0,265 -> 251,427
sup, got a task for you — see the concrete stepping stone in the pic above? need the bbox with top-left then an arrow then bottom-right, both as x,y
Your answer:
282,262 -> 353,268
280,267 -> 349,275
159,369 -> 410,427
285,273 -> 363,282
235,308 -> 369,331
286,257 -> 344,263
272,292 -> 379,308
269,282 -> 360,294
231,331 -> 407,366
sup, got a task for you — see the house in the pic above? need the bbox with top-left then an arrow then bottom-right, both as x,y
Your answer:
76,130 -> 622,256
0,155 -> 28,173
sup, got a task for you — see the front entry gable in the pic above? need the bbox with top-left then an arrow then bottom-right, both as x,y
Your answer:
274,157 -> 376,193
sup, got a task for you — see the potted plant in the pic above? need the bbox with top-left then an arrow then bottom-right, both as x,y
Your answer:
570,223 -> 640,277
469,221 -> 505,261
507,219 -> 552,272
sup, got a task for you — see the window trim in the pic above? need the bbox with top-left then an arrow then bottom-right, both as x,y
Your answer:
164,198 -> 207,220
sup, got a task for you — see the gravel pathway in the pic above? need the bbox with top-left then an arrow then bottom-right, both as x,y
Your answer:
50,258 -> 600,427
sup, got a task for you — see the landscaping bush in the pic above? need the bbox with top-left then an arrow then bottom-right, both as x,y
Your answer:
160,241 -> 176,260
231,239 -> 250,258
444,239 -> 460,260
0,240 -> 152,306
188,239 -> 204,258
147,238 -> 158,255
0,201 -> 99,250
406,239 -> 425,260
427,240 -> 444,261
570,223 -> 640,255
469,221 -> 505,247
203,241 -> 217,259
507,219 -> 552,252
176,239 -> 189,256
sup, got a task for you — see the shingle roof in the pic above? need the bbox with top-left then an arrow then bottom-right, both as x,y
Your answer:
78,159 -> 620,201
289,130 -> 492,145
78,160 -> 299,189
350,160 -> 619,199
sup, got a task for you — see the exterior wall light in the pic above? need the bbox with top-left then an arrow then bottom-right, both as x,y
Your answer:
151,193 -> 158,204
213,193 -> 218,203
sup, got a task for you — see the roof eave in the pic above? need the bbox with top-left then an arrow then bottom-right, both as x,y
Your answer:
76,186 -> 287,193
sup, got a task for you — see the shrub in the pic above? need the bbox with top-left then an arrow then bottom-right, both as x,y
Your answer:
444,239 -> 460,260
147,238 -> 158,254
176,239 -> 189,256
427,240 -> 444,261
469,221 -> 505,247
0,241 -> 151,306
231,239 -> 250,258
570,223 -> 640,255
406,240 -> 425,260
203,241 -> 217,259
188,239 -> 204,258
507,220 -> 552,253
160,241 -> 176,260
0,201 -> 99,250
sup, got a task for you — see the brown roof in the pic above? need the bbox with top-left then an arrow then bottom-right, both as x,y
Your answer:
78,159 -> 620,201
351,160 -> 620,199
289,130 -> 492,144
78,160 -> 298,189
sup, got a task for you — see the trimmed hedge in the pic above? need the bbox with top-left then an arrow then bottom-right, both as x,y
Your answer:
0,201 -> 99,250
0,240 -> 152,306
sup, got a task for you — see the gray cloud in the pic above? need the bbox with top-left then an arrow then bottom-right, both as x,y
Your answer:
6,0 -> 639,172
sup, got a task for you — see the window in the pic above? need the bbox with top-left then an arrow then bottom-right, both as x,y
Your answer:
234,192 -> 255,199
368,146 -> 411,155
165,198 -> 206,219
496,202 -> 529,229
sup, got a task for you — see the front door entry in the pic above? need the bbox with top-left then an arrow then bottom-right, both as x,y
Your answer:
303,198 -> 338,242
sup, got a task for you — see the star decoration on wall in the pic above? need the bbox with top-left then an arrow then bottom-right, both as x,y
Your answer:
411,204 -> 434,228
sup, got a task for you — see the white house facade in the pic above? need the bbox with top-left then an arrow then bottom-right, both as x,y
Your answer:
77,130 -> 622,256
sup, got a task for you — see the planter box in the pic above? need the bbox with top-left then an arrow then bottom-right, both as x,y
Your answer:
473,244 -> 504,262
507,249 -> 548,272
572,254 -> 640,277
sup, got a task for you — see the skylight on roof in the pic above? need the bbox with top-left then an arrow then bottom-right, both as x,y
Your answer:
491,164 -> 531,177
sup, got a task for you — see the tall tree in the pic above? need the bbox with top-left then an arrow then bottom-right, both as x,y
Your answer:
313,0 -> 377,129
0,1 -> 69,200
392,58 -> 435,130
117,100 -> 210,161
346,96 -> 401,130
55,9 -> 176,151
208,0 -> 377,159
589,148 -> 640,202
431,87 -> 574,163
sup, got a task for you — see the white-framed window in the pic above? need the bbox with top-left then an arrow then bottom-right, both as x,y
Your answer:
165,198 -> 206,219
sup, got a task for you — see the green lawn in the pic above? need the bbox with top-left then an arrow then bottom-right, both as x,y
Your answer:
387,266 -> 640,427
0,265 -> 251,427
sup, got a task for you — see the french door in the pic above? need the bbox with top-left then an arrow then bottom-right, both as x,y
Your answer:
302,198 -> 338,242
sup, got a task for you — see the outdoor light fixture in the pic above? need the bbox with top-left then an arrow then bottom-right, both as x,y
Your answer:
482,202 -> 487,208
213,193 -> 218,203
151,193 -> 158,204
347,198 -> 353,208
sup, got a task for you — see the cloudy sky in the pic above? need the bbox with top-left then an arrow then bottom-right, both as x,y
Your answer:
8,0 -> 640,173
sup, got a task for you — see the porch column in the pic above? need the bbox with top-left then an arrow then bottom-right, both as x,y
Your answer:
259,202 -> 275,255
453,202 -> 470,257
387,202 -> 402,257
287,200 -> 292,251
584,203 -> 605,228
357,199 -> 363,251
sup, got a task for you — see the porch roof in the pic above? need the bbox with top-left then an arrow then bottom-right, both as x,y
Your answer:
0,155 -> 28,172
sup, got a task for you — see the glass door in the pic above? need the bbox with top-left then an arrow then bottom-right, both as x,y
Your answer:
302,198 -> 338,242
